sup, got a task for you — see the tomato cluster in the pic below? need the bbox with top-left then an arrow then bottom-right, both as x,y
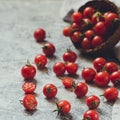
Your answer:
63,6 -> 119,51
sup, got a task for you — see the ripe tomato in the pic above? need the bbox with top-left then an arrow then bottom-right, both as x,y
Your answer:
83,7 -> 95,18
65,62 -> 78,75
93,57 -> 106,72
34,54 -> 47,69
22,82 -> 36,94
22,94 -> 37,111
110,71 -> 120,86
43,84 -> 57,99
21,61 -> 36,80
103,87 -> 119,101
62,26 -> 72,37
61,77 -> 74,88
94,71 -> 110,87
53,62 -> 66,76
104,62 -> 118,74
74,82 -> 88,98
92,35 -> 104,48
83,110 -> 99,120
42,42 -> 55,57
86,95 -> 100,109
85,30 -> 94,39
34,28 -> 46,42
81,67 -> 96,83
55,100 -> 71,114
81,37 -> 91,50
71,22 -> 80,31
63,49 -> 77,62
72,12 -> 83,23
93,21 -> 107,36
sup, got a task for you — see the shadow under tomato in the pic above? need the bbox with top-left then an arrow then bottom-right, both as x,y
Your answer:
24,109 -> 38,115
58,113 -> 73,120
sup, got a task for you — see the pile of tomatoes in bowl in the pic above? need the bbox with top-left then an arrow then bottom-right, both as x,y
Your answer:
63,0 -> 120,54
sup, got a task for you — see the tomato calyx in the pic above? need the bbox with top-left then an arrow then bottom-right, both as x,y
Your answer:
89,101 -> 99,109
83,116 -> 91,120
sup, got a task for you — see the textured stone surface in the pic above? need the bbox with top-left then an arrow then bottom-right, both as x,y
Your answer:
0,0 -> 119,120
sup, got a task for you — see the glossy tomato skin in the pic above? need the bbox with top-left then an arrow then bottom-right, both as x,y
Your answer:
82,67 -> 96,83
81,37 -> 91,50
104,87 -> 118,102
94,71 -> 110,87
104,62 -> 118,74
57,100 -> 71,114
22,94 -> 37,111
83,7 -> 95,18
110,71 -> 120,86
86,95 -> 100,109
21,64 -> 36,80
72,12 -> 83,23
42,43 -> 55,57
65,62 -> 78,75
63,49 -> 77,62
93,57 -> 106,72
85,30 -> 94,39
74,82 -> 88,98
34,28 -> 46,42
34,54 -> 47,69
43,84 -> 57,99
22,82 -> 36,94
53,62 -> 66,76
83,110 -> 99,120
63,26 -> 72,37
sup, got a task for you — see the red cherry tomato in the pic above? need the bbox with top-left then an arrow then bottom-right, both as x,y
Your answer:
83,110 -> 99,120
22,94 -> 37,111
81,67 -> 96,83
103,87 -> 119,101
65,62 -> 78,75
104,62 -> 118,74
83,7 -> 95,18
21,61 -> 36,80
74,82 -> 88,98
85,30 -> 94,39
42,42 -> 55,57
94,71 -> 110,87
43,84 -> 57,99
110,71 -> 120,86
93,57 -> 107,72
62,26 -> 72,37
34,28 -> 46,42
93,21 -> 107,36
86,95 -> 100,109
34,54 -> 47,69
55,100 -> 71,114
22,82 -> 36,94
61,77 -> 74,88
53,62 -> 66,76
72,12 -> 83,23
63,49 -> 77,62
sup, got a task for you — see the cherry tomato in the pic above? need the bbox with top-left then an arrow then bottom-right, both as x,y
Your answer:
71,22 -> 80,31
53,62 -> 66,76
81,37 -> 92,50
93,57 -> 107,72
85,30 -> 94,39
43,84 -> 57,99
103,87 -> 119,101
65,62 -> 78,75
55,100 -> 71,114
72,12 -> 83,23
61,77 -> 74,88
34,54 -> 47,69
93,21 -> 107,36
74,82 -> 88,98
22,82 -> 36,94
34,28 -> 46,42
104,62 -> 118,74
92,35 -> 104,48
86,95 -> 100,109
42,42 -> 55,57
63,49 -> 77,62
62,26 -> 72,37
83,110 -> 99,120
22,94 -> 37,111
83,7 -> 95,18
21,61 -> 36,80
94,71 -> 110,87
110,71 -> 120,86
81,67 -> 96,83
